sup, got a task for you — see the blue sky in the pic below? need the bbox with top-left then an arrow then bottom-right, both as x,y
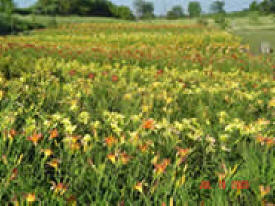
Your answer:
15,0 -> 261,15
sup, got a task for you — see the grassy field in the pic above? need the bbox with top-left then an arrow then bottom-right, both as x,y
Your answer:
0,18 -> 274,205
234,29 -> 275,54
227,14 -> 275,54
15,14 -> 275,55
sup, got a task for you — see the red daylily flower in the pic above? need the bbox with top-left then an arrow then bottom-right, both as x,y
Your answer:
88,73 -> 96,80
102,71 -> 109,76
157,69 -> 164,75
111,75 -> 119,82
69,70 -> 76,76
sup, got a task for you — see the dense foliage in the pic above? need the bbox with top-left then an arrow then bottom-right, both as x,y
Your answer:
134,0 -> 154,19
210,1 -> 225,14
0,13 -> 43,35
0,21 -> 274,205
32,0 -> 134,19
188,1 -> 202,17
166,5 -> 185,20
249,0 -> 275,13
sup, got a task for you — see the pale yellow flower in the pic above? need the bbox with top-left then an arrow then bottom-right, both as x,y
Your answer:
0,90 -> 3,100
268,99 -> 275,107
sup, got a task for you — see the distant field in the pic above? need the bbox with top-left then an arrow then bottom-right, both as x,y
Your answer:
15,14 -> 275,55
228,15 -> 275,54
234,29 -> 275,54
15,15 -> 129,24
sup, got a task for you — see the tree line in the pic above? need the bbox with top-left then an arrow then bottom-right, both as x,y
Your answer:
1,0 -> 275,21
249,0 -> 275,13
1,0 -> 135,20
134,0 -> 274,20
33,0 -> 134,20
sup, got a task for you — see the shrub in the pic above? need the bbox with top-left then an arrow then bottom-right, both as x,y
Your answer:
112,6 -> 135,20
13,8 -> 32,15
214,14 -> 228,29
166,5 -> 184,20
197,17 -> 209,26
0,14 -> 44,35
188,1 -> 202,17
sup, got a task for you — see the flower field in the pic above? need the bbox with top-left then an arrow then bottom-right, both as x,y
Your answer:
0,22 -> 274,205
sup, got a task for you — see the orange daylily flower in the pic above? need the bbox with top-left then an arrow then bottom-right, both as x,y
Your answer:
104,136 -> 117,147
154,158 -> 170,175
47,158 -> 60,170
9,168 -> 18,181
9,129 -> 17,139
120,152 -> 131,164
176,147 -> 190,158
49,129 -> 59,139
4,129 -> 17,140
176,147 -> 190,165
259,185 -> 271,198
139,141 -> 153,153
265,138 -> 274,147
139,144 -> 148,153
256,135 -> 274,146
27,132 -> 43,146
142,119 -> 155,130
257,135 -> 265,144
51,182 -> 68,195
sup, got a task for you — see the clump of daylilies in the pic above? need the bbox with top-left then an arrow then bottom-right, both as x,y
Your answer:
0,19 -> 273,205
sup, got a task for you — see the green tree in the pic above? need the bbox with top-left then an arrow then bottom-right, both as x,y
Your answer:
0,0 -> 15,33
258,0 -> 275,13
111,5 -> 135,20
188,1 -> 201,17
268,0 -> 275,12
57,0 -> 74,15
249,1 -> 260,11
34,0 -> 133,18
210,1 -> 225,14
0,0 -> 14,15
134,0 -> 154,19
166,5 -> 184,19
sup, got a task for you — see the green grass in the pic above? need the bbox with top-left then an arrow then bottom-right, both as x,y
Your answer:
227,14 -> 275,54
234,28 -> 275,54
